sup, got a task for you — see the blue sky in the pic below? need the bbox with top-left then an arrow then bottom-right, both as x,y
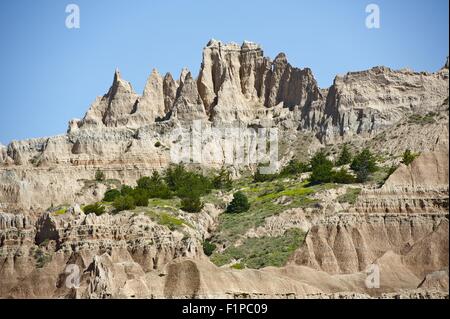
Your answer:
0,0 -> 448,144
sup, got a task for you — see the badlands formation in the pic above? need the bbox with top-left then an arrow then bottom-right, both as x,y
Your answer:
0,40 -> 448,299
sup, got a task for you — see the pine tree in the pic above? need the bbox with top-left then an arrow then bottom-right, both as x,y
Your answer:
350,148 -> 378,182
226,191 -> 250,214
336,144 -> 352,166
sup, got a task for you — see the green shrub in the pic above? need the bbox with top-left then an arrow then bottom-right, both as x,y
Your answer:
120,185 -> 134,196
132,189 -> 149,207
350,148 -> 378,182
150,184 -> 173,199
308,151 -> 334,185
336,144 -> 352,166
137,171 -> 161,189
253,165 -> 278,182
83,202 -> 106,216
253,160 -> 308,182
181,195 -> 204,213
136,176 -> 153,190
95,170 -> 105,182
310,151 -> 331,169
103,189 -> 121,202
203,240 -> 217,256
309,163 -> 333,184
401,149 -> 419,166
137,172 -> 173,199
280,159 -> 308,177
332,168 -> 355,184
175,173 -> 212,199
113,195 -> 136,213
165,165 -> 212,198
226,191 -> 250,214
154,141 -> 162,147
213,168 -> 233,190
164,164 -> 190,191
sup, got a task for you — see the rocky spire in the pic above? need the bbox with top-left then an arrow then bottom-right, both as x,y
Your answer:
79,69 -> 139,128
179,68 -> 190,87
172,71 -> 207,121
102,69 -> 139,126
134,68 -> 166,121
163,72 -> 178,114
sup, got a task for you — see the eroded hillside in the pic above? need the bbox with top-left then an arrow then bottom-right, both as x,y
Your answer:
0,40 -> 448,299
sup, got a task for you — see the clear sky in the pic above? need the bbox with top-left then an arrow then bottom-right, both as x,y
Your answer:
0,0 -> 448,145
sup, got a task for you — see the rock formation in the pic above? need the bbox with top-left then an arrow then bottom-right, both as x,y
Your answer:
0,40 -> 448,299
172,71 -> 208,121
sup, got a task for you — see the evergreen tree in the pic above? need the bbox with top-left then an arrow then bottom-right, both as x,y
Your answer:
181,195 -> 204,213
103,189 -> 121,202
401,149 -> 418,166
113,195 -> 136,213
213,168 -> 233,190
226,191 -> 250,214
309,151 -> 334,184
350,148 -> 378,182
336,144 -> 352,166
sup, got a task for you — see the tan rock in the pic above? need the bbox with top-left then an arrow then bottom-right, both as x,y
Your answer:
172,72 -> 207,121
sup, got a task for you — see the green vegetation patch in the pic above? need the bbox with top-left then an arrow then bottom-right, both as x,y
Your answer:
83,202 -> 106,216
257,184 -> 314,201
145,211 -> 191,231
226,191 -> 250,214
337,188 -> 362,204
148,197 -> 181,210
203,240 -> 217,256
230,263 -> 245,270
211,228 -> 305,269
53,207 -> 68,215
214,180 -> 327,246
401,149 -> 420,166
408,112 -> 437,125
34,248 -> 52,268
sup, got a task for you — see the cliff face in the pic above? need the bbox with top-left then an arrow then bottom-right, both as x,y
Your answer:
0,204 -> 221,298
291,213 -> 448,276
320,66 -> 449,142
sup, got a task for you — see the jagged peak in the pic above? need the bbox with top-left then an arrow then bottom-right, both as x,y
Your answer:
142,68 -> 163,97
184,71 -> 193,81
164,72 -> 174,81
145,68 -> 162,83
179,68 -> 190,84
150,68 -> 160,76
274,52 -> 288,64
206,38 -> 221,47
113,68 -> 121,82
182,69 -> 194,84
109,68 -> 135,95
